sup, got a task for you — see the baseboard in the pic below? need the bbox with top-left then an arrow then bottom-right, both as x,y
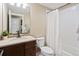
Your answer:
62,50 -> 73,56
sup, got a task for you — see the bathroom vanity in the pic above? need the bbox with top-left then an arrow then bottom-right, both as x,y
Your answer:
0,36 -> 36,56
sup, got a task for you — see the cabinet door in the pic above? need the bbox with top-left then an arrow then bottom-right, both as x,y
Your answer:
25,41 -> 36,56
3,43 -> 25,56
25,46 -> 36,56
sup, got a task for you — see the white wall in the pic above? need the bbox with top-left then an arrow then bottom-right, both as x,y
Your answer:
24,12 -> 31,33
24,12 -> 30,27
3,4 -> 8,31
0,3 -> 2,34
30,4 -> 46,37
0,3 -> 8,34
59,4 -> 79,56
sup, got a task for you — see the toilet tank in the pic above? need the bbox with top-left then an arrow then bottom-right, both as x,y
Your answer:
36,37 -> 45,47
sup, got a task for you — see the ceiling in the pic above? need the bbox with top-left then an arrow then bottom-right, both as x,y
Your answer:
40,3 -> 67,10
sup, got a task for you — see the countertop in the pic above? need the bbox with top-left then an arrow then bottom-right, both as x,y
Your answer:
0,36 -> 36,48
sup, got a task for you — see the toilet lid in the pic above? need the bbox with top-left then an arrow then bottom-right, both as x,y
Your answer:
41,46 -> 54,54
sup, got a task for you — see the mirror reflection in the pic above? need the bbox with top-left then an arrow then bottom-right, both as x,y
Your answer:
2,3 -> 31,35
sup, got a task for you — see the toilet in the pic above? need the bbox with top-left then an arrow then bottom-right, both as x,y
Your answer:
36,37 -> 54,56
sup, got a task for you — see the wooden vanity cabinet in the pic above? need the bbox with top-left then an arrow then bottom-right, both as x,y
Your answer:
3,43 -> 25,56
2,40 -> 36,56
25,41 -> 36,56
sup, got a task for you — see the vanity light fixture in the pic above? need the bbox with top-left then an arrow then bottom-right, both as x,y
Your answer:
9,3 -> 28,9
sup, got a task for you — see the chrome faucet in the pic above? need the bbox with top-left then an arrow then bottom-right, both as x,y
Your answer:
16,31 -> 21,38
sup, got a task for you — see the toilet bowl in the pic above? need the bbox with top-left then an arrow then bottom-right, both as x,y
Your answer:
41,46 -> 54,56
36,37 -> 54,56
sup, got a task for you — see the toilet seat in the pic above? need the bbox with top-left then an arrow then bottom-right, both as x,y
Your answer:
40,46 -> 54,56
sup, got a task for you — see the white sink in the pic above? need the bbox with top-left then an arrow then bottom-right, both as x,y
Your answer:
20,36 -> 28,39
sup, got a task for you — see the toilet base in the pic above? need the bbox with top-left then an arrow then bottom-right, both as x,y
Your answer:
41,52 -> 54,56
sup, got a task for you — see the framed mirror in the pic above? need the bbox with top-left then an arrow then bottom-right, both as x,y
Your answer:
5,3 -> 31,35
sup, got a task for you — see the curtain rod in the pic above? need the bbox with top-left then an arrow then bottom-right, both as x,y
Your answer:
47,3 -> 70,14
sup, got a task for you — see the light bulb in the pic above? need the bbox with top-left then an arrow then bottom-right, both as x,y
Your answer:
16,3 -> 21,7
23,3 -> 28,9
